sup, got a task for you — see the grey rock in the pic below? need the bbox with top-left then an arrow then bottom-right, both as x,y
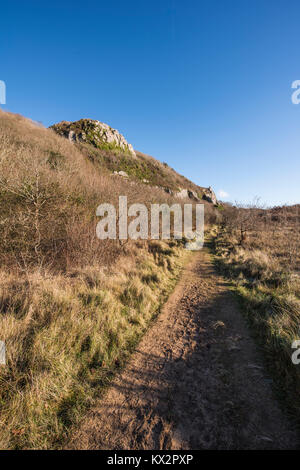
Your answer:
68,130 -> 76,143
202,186 -> 218,205
113,170 -> 128,177
50,119 -> 136,157
188,190 -> 200,201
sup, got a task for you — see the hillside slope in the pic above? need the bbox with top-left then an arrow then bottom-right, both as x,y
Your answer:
0,111 -> 218,271
0,110 -> 218,449
50,118 -> 218,205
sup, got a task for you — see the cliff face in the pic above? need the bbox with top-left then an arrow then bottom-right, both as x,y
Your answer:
50,119 -> 136,157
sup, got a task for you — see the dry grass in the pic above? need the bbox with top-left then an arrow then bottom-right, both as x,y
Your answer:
0,110 -> 195,271
0,239 -> 188,449
0,110 -> 206,449
213,205 -> 300,421
77,143 -> 207,195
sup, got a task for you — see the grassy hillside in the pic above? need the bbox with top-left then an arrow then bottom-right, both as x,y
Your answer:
49,118 -> 212,197
0,110 -> 217,449
79,143 -> 206,195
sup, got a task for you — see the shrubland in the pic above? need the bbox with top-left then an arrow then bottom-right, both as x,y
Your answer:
0,110 -> 218,448
213,202 -> 300,421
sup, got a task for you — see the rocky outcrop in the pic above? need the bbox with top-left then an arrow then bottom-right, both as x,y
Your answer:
187,190 -> 200,201
113,170 -> 129,177
50,119 -> 136,157
174,186 -> 217,204
175,188 -> 200,201
202,186 -> 218,205
50,119 -> 217,205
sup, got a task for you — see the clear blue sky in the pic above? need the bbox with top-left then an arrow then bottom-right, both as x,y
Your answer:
1,0 -> 300,206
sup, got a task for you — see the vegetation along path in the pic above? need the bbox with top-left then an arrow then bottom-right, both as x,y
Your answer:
66,248 -> 299,450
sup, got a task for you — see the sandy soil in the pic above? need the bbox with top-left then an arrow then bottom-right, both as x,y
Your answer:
66,249 -> 299,450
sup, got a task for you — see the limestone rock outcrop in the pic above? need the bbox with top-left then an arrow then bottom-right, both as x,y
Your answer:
50,119 -> 136,157
202,186 -> 218,205
175,188 -> 200,201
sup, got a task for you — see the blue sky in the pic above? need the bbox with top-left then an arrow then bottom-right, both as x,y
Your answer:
1,0 -> 300,206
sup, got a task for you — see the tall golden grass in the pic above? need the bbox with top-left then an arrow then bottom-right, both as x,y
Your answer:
0,239 -> 189,449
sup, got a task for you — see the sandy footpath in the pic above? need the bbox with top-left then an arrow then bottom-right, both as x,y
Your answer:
66,249 -> 299,450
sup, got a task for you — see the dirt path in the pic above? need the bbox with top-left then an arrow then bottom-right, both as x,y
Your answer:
66,249 -> 299,450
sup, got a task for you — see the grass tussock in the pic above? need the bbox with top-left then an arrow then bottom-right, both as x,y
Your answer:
212,207 -> 300,420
